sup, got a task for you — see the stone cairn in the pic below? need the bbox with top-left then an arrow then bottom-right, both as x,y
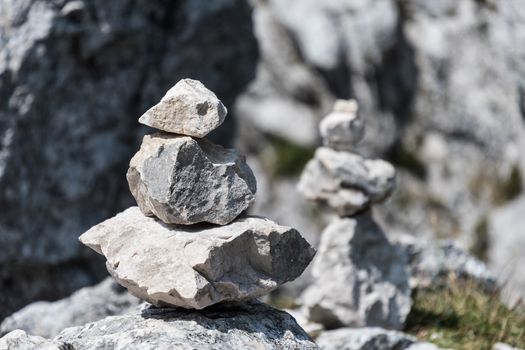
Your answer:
298,100 -> 412,330
79,79 -> 315,310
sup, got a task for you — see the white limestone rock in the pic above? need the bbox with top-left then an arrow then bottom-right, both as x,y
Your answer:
79,207 -> 315,309
0,278 -> 141,338
139,79 -> 227,137
316,327 -> 446,350
127,133 -> 256,225
298,147 -> 395,216
54,301 -> 319,350
0,330 -> 61,350
302,213 -> 411,330
320,99 -> 364,151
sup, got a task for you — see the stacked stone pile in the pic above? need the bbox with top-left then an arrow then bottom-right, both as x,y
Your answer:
298,100 -> 412,330
79,79 -> 315,310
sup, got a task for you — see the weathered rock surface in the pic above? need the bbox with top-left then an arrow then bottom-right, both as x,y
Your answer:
0,277 -> 140,338
395,235 -> 496,291
316,327 -> 446,350
0,0 -> 257,319
80,207 -> 315,309
0,330 -> 61,350
0,302 -> 318,350
139,79 -> 227,137
320,99 -> 364,151
299,147 -> 396,216
302,213 -> 411,330
54,301 -> 318,350
127,133 -> 256,225
489,195 -> 525,306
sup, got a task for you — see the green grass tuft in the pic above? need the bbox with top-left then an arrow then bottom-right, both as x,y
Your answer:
405,277 -> 525,349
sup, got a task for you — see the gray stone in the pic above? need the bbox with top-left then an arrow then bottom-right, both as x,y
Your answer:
0,277 -> 140,338
298,147 -> 396,216
316,327 -> 446,350
127,133 -> 256,225
0,330 -> 60,350
79,207 -> 315,309
489,195 -> 525,306
139,79 -> 227,137
0,0 -> 257,319
54,301 -> 318,350
320,99 -> 364,151
302,213 -> 411,330
395,235 -> 496,291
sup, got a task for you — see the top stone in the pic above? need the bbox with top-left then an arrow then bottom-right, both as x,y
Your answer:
319,99 -> 364,150
139,79 -> 227,137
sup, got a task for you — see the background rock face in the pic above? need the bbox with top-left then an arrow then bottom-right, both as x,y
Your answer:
238,0 -> 525,247
0,277 -> 140,338
0,0 -> 257,319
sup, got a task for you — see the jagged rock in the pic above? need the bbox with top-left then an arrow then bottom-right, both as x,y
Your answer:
319,99 -> 364,151
127,133 -> 256,225
139,79 -> 227,137
79,207 -> 315,309
394,235 -> 496,291
53,301 -> 318,350
0,278 -> 140,338
0,0 -> 257,319
302,213 -> 411,330
316,327 -> 446,350
298,147 -> 396,216
489,195 -> 525,306
0,330 -> 60,350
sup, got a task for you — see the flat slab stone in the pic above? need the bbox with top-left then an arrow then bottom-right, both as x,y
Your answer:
298,147 -> 395,216
54,301 -> 319,350
79,207 -> 315,309
139,79 -> 227,137
127,133 -> 256,225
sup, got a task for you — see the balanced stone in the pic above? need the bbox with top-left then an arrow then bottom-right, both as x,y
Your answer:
319,99 -> 364,150
301,213 -> 411,330
298,147 -> 395,216
139,79 -> 227,137
127,133 -> 256,225
79,207 -> 315,309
